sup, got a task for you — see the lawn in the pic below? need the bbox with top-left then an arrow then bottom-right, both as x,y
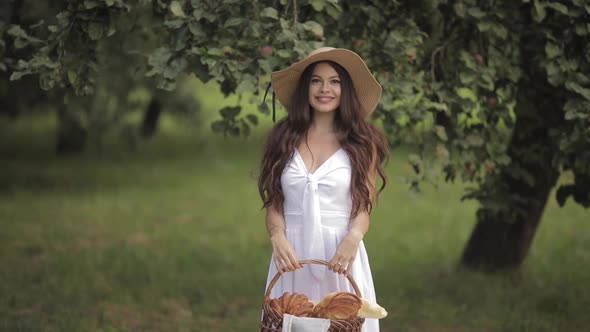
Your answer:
1,100 -> 589,331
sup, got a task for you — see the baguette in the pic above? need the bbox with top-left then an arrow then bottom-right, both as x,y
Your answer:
357,299 -> 388,319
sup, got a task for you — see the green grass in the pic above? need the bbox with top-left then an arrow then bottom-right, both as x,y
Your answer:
1,109 -> 589,332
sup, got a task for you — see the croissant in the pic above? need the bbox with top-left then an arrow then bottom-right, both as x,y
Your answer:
268,297 -> 284,315
284,293 -> 314,317
312,292 -> 362,320
269,292 -> 315,317
280,292 -> 292,311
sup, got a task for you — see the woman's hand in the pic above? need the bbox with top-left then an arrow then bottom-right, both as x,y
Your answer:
270,231 -> 302,272
329,229 -> 363,274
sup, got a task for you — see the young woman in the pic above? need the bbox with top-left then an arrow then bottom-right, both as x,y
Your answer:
258,47 -> 389,331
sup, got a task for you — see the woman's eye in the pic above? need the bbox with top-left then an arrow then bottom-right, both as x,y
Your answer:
311,78 -> 321,84
331,79 -> 341,85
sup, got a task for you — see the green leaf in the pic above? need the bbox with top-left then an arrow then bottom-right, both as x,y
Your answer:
459,72 -> 476,84
492,24 -> 508,39
436,144 -> 450,161
87,22 -> 104,40
258,102 -> 270,115
467,7 -> 486,18
454,2 -> 466,17
257,59 -> 272,74
435,125 -> 448,141
207,48 -> 224,56
310,0 -> 325,11
229,126 -> 240,137
236,79 -> 256,94
84,0 -> 99,9
170,1 -> 186,17
302,21 -> 324,39
10,70 -> 32,81
211,120 -> 226,133
240,120 -> 251,137
496,154 -> 511,165
565,81 -> 590,101
545,2 -> 568,14
575,23 -> 588,36
456,87 -> 478,102
219,106 -> 241,119
429,101 -> 449,113
477,21 -> 492,32
165,19 -> 185,29
533,0 -> 546,22
224,18 -> 242,28
277,49 -> 291,58
545,42 -> 560,59
325,1 -> 342,19
67,70 -> 78,85
261,7 -> 279,20
7,25 -> 42,44
466,133 -> 484,146
459,51 -> 477,70
246,114 -> 259,125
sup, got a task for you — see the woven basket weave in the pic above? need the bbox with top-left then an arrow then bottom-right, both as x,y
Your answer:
260,259 -> 365,332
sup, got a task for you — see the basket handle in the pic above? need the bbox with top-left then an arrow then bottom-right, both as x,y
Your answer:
264,259 -> 362,299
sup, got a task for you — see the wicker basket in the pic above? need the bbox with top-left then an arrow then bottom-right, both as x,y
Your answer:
261,259 -> 365,332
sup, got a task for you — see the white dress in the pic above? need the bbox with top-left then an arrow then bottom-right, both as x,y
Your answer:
265,148 -> 379,332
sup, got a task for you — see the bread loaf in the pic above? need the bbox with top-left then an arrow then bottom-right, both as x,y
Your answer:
357,299 -> 388,319
312,292 -> 362,320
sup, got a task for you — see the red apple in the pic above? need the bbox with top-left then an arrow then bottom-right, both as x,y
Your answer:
260,45 -> 273,58
474,53 -> 484,65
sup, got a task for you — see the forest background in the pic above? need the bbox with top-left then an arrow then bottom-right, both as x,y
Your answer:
1,0 -> 589,331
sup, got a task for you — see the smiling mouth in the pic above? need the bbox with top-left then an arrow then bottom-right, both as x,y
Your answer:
315,96 -> 334,103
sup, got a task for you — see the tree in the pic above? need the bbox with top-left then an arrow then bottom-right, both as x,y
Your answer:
5,0 -> 590,270
1,0 -> 201,154
329,0 -> 590,270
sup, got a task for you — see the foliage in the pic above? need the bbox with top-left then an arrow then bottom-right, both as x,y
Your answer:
1,1 -> 202,150
319,0 -> 590,216
4,0 -> 590,214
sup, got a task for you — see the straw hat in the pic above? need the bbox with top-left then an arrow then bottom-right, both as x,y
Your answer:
270,47 -> 382,117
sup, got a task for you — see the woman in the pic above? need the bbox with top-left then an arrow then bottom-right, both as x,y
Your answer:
258,47 -> 389,331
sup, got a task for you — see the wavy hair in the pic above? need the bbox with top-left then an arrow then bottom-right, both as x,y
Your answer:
258,60 -> 389,217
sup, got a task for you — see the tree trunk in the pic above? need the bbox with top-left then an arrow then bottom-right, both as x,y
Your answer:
56,106 -> 87,155
461,69 -> 565,271
140,98 -> 161,140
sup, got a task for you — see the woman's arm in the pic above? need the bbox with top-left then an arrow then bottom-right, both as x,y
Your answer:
328,210 -> 370,274
329,157 -> 378,274
267,204 -> 302,272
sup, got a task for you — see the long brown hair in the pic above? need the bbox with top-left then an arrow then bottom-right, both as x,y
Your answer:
258,60 -> 389,217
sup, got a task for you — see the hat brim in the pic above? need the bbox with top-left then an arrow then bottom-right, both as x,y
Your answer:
270,48 -> 382,117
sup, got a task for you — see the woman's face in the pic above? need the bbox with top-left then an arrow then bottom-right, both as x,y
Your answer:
308,62 -> 341,114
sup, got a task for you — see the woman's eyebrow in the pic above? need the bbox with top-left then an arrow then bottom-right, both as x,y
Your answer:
311,74 -> 340,79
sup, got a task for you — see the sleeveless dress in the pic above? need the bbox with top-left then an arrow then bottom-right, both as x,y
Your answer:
265,148 -> 379,332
